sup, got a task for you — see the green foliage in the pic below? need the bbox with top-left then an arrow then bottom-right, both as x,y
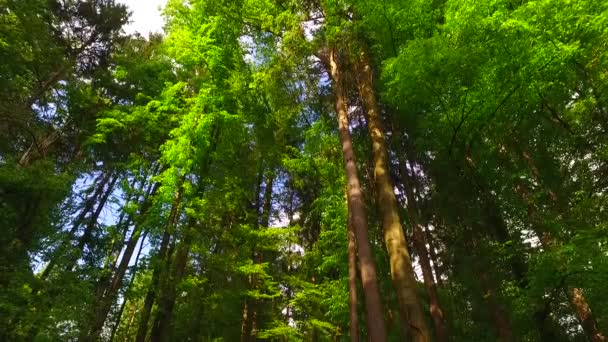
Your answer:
2,0 -> 608,341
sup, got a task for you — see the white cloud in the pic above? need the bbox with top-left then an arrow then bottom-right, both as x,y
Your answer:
118,0 -> 168,35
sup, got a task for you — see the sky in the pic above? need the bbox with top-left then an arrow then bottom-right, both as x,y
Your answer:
118,0 -> 168,35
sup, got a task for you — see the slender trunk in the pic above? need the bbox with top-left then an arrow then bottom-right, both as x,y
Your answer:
261,173 -> 274,228
241,166 -> 262,342
19,33 -> 101,167
241,300 -> 252,342
398,152 -> 448,341
347,203 -> 359,342
571,288 -> 606,342
423,225 -> 443,286
75,175 -> 119,258
86,181 -> 160,340
413,224 -> 448,341
18,129 -> 61,166
242,172 -> 275,341
136,185 -> 184,342
150,219 -> 195,342
39,171 -> 112,280
511,145 -> 606,341
109,228 -> 148,342
516,183 -> 605,341
107,174 -> 150,272
355,50 -> 429,341
464,149 -> 568,340
328,49 -> 387,342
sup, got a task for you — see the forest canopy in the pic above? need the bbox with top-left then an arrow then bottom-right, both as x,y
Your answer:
1,0 -> 608,341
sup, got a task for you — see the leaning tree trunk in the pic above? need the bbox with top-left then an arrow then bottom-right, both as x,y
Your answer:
400,157 -> 448,342
73,175 -> 119,262
508,142 -> 606,342
355,50 -> 430,341
39,170 -> 113,280
328,49 -> 387,342
108,228 -> 148,342
86,181 -> 160,340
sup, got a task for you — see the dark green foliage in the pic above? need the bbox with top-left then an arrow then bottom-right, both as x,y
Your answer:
1,0 -> 607,341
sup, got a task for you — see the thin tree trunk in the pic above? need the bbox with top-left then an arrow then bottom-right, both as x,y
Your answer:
89,175 -> 143,327
18,129 -> 61,166
463,149 -> 568,340
423,225 -> 443,286
150,219 -> 195,342
355,50 -> 429,341
241,166 -> 262,342
39,171 -> 113,280
74,175 -> 119,259
413,223 -> 448,341
242,171 -> 275,341
515,183 -> 605,341
328,49 -> 387,342
347,199 -> 359,342
109,228 -> 148,342
571,288 -> 606,342
510,144 -> 606,341
398,152 -> 449,341
86,181 -> 160,340
135,185 -> 184,342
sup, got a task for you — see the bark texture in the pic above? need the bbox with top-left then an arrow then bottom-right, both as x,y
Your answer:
347,193 -> 360,342
328,49 -> 387,342
355,50 -> 429,341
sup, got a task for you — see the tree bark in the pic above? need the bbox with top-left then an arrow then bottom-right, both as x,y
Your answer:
423,225 -> 443,287
355,50 -> 429,341
150,218 -> 195,342
571,288 -> 606,342
135,185 -> 184,342
479,270 -> 514,342
397,151 -> 449,341
347,202 -> 360,342
509,144 -> 606,341
328,49 -> 387,342
74,175 -> 119,259
86,181 -> 160,340
109,227 -> 148,342
39,171 -> 113,280
242,171 -> 275,341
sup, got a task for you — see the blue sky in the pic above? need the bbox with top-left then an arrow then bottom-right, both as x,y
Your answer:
119,0 -> 167,35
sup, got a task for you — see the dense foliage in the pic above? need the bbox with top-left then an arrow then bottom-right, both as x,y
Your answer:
1,0 -> 607,341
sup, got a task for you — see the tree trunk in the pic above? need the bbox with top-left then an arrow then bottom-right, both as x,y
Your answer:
423,225 -> 443,286
571,288 -> 606,342
136,185 -> 184,342
397,152 -> 449,341
109,227 -> 148,342
39,170 -> 113,280
355,50 -> 429,341
150,219 -> 195,342
85,181 -> 160,340
347,204 -> 360,342
242,171 -> 275,341
74,175 -> 119,259
509,144 -> 606,341
515,182 -> 605,341
328,49 -> 387,342
18,129 -> 61,166
479,271 -> 514,342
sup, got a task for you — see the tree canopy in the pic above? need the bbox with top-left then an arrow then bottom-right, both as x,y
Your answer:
1,0 -> 608,341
